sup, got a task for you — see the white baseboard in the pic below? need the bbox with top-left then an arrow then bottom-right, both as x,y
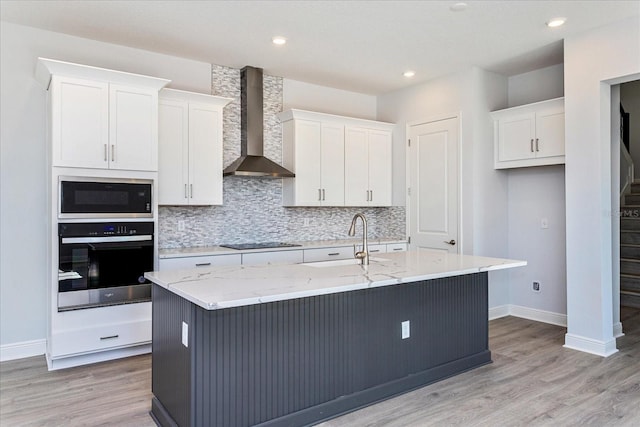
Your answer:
613,321 -> 625,338
488,304 -> 567,327
564,333 -> 618,357
509,305 -> 567,327
488,305 -> 510,320
1,339 -> 46,362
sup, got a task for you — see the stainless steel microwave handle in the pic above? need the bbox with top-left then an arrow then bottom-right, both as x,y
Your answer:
61,235 -> 153,244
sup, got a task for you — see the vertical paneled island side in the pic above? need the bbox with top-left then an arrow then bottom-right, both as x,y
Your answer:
145,251 -> 525,426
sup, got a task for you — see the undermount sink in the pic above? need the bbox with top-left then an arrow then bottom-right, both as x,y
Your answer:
303,257 -> 389,268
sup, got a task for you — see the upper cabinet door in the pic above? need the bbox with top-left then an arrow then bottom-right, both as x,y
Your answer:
535,106 -> 565,159
344,127 -> 370,206
158,99 -> 189,205
497,113 -> 536,162
320,123 -> 345,206
368,129 -> 392,206
292,120 -> 323,206
109,84 -> 158,171
188,103 -> 223,205
50,76 -> 109,169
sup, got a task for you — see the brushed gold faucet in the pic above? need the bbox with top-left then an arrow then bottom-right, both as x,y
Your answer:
348,213 -> 369,265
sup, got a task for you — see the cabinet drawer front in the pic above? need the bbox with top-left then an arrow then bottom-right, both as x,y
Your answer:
159,254 -> 242,270
387,243 -> 408,252
242,250 -> 303,266
51,319 -> 151,357
303,247 -> 354,262
353,244 -> 386,254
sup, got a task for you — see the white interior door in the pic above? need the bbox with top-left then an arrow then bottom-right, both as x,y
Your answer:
408,117 -> 459,253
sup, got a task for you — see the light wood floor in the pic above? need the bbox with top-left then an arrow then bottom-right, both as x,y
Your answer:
2,308 -> 639,426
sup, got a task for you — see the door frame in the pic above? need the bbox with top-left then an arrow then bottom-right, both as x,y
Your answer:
405,112 -> 463,254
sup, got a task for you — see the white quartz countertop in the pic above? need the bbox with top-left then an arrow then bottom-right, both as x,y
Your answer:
158,238 -> 407,258
145,251 -> 526,310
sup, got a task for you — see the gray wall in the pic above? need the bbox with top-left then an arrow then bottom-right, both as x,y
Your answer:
564,16 -> 640,354
505,64 -> 567,316
376,67 -> 511,310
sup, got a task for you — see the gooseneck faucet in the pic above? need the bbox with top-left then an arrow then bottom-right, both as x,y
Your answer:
348,213 -> 369,265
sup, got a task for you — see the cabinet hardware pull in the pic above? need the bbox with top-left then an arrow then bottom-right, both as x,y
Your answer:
530,139 -> 534,152
195,262 -> 211,267
318,189 -> 322,201
535,138 -> 539,152
184,184 -> 188,198
370,190 -> 373,202
393,248 -> 403,251
444,239 -> 456,245
322,189 -> 326,201
100,335 -> 119,340
104,144 -> 108,161
328,252 -> 340,256
370,249 -> 380,253
190,184 -> 193,198
111,144 -> 115,161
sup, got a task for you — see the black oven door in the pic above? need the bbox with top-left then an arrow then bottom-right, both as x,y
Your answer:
58,235 -> 153,311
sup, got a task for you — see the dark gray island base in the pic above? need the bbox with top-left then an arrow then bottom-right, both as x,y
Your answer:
150,272 -> 490,427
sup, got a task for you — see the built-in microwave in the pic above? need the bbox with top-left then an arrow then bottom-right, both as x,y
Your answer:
59,177 -> 153,219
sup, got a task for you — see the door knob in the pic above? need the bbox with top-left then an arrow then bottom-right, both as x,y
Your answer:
444,239 -> 456,245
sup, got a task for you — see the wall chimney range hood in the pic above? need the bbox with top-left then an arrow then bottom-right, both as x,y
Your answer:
223,66 -> 295,178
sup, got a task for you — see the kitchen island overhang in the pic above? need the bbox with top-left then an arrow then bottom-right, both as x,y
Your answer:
146,251 -> 525,427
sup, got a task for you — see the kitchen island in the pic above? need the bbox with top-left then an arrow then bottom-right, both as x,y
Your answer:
145,251 -> 525,427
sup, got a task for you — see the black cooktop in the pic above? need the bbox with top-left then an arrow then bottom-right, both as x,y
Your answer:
220,242 -> 302,250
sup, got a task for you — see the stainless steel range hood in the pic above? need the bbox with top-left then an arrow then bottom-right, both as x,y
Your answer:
223,66 -> 295,178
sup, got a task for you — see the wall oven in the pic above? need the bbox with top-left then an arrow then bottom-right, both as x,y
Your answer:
59,176 -> 152,219
58,222 -> 154,311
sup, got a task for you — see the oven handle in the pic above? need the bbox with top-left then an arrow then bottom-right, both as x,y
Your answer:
61,235 -> 153,244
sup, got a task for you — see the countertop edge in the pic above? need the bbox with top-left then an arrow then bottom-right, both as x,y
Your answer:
158,238 -> 408,258
145,254 -> 526,311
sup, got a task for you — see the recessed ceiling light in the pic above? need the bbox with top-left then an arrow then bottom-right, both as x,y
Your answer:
450,2 -> 468,12
403,70 -> 416,78
546,17 -> 566,28
272,36 -> 287,45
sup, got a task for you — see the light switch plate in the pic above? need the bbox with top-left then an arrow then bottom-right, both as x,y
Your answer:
182,321 -> 189,347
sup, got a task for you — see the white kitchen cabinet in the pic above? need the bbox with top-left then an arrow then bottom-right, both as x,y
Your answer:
278,109 -> 394,207
158,89 -> 232,205
108,84 -> 159,171
303,247 -> 355,262
492,97 -> 565,169
159,254 -> 242,271
37,59 -> 169,171
49,76 -> 109,169
47,300 -> 153,370
280,112 -> 345,206
386,243 -> 408,252
242,250 -> 304,265
344,126 -> 393,206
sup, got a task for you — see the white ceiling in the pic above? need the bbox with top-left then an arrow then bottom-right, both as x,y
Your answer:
1,0 -> 638,95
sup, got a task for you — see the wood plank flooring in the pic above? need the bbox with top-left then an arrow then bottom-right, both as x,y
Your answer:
1,308 -> 638,426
